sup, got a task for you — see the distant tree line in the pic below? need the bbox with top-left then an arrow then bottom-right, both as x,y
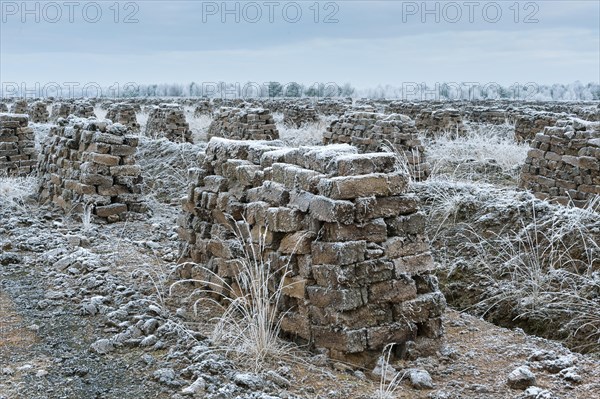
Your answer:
2,81 -> 599,101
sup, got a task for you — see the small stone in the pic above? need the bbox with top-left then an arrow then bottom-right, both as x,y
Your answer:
90,338 -> 114,354
265,370 -> 291,388
181,377 -> 206,396
559,366 -> 582,383
36,369 -> 49,378
371,356 -> 397,383
233,373 -> 263,389
140,334 -> 158,347
408,369 -> 434,390
507,366 -> 536,390
153,368 -> 179,386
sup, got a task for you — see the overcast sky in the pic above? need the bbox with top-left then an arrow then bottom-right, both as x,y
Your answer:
1,1 -> 599,89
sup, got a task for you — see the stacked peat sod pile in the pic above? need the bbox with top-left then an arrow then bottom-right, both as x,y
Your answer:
324,112 -> 430,181
105,103 -> 140,132
37,118 -> 146,222
72,101 -> 96,118
177,138 -> 445,365
416,108 -> 466,136
50,103 -> 73,121
10,99 -> 28,114
520,120 -> 600,207
282,104 -> 319,127
193,100 -> 213,117
0,113 -> 37,176
145,103 -> 192,143
207,107 -> 279,140
28,101 -> 49,123
0,103 -> 8,113
514,111 -> 565,143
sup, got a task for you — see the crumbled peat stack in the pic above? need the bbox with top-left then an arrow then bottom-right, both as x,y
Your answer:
193,100 -> 212,117
0,113 -> 37,176
28,101 -> 49,123
416,108 -> 466,136
282,104 -> 319,128
324,112 -> 430,181
207,107 -> 279,140
37,119 -> 146,222
514,111 -> 564,143
177,138 -> 445,365
145,104 -> 192,143
0,103 -> 8,113
50,103 -> 73,121
10,99 -> 28,114
105,103 -> 140,132
520,121 -> 600,207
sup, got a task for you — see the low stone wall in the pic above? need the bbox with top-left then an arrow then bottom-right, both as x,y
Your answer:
208,107 -> 279,140
520,120 -> 600,207
324,112 -> 430,181
282,104 -> 318,127
177,138 -> 445,365
28,101 -> 49,123
514,111 -> 564,143
10,100 -> 28,115
0,113 -> 37,176
37,118 -> 146,222
106,103 -> 140,132
416,108 -> 465,136
145,104 -> 192,143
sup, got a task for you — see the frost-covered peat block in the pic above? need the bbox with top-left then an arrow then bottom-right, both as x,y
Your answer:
324,112 -> 430,181
521,119 -> 600,207
177,138 -> 445,366
0,113 -> 37,176
37,118 -> 146,222
145,103 -> 192,143
207,107 -> 279,140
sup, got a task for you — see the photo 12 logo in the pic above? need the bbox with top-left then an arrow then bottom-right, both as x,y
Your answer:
401,1 -> 540,23
1,1 -> 140,23
200,1 -> 340,23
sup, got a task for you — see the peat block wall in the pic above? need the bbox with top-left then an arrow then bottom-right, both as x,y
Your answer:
324,112 -> 430,181
514,111 -> 565,143
106,103 -> 140,132
145,104 -> 192,143
282,104 -> 319,128
37,118 -> 146,222
208,107 -> 279,140
416,108 -> 466,136
10,99 -> 28,114
0,113 -> 37,176
28,101 -> 50,123
177,138 -> 445,365
520,121 -> 600,207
